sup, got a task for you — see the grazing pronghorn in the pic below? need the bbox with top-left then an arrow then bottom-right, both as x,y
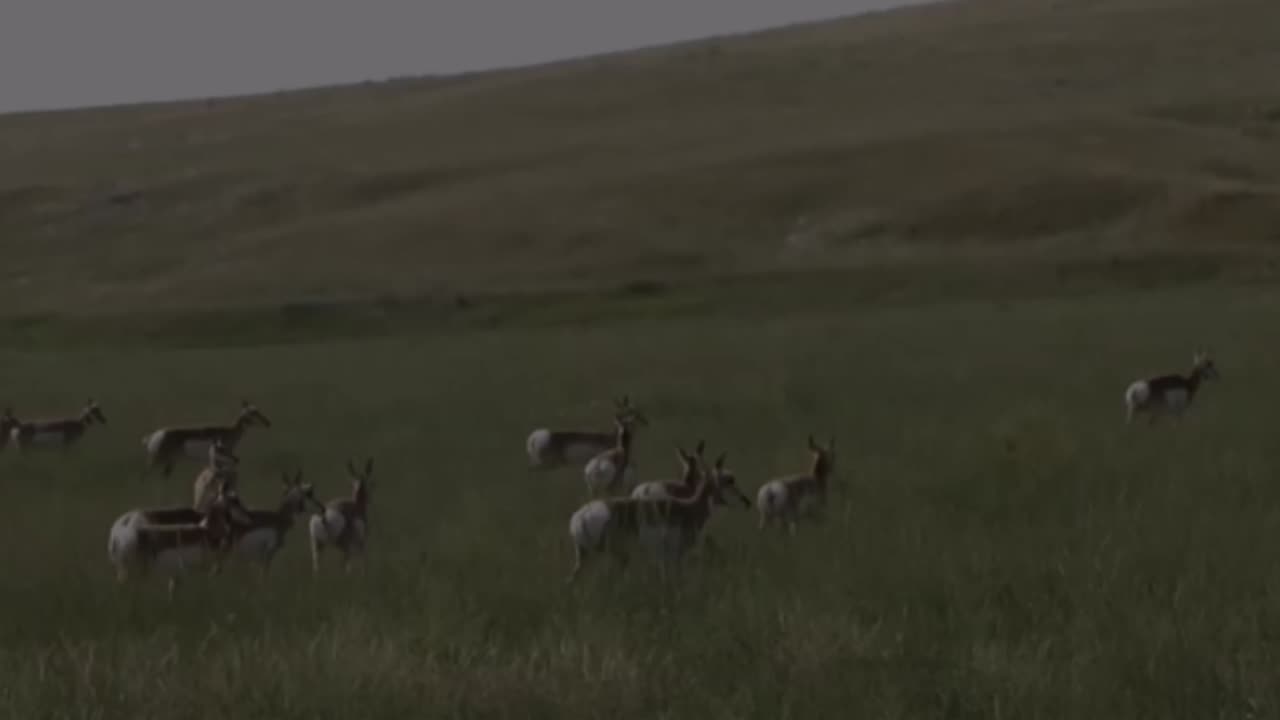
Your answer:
756,435 -> 836,534
7,399 -> 107,452
567,451 -> 741,583
0,408 -> 16,450
225,469 -> 326,573
192,439 -> 241,514
309,458 -> 374,575
1124,350 -> 1220,424
141,401 -> 272,477
525,396 -> 648,470
629,441 -> 706,500
107,480 -> 243,598
583,416 -> 639,496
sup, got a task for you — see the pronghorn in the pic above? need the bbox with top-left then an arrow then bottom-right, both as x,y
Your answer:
567,449 -> 740,583
107,480 -> 244,598
756,435 -> 836,533
629,441 -> 706,500
7,399 -> 107,452
309,458 -> 374,575
583,416 -> 639,496
1124,350 -> 1220,424
141,401 -> 272,477
224,469 -> 326,573
525,396 -> 648,470
0,408 -> 16,450
192,439 -> 241,514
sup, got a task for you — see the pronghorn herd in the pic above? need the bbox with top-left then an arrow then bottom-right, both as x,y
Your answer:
1,399 -> 372,598
2,351 -> 1219,595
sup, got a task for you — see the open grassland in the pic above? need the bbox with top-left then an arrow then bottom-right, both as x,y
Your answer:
4,0 -> 1280,716
4,284 -> 1280,718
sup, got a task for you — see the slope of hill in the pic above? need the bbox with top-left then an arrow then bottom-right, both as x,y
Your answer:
1,0 -> 1279,314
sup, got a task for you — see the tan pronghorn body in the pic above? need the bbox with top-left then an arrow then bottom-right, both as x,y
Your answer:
225,470 -> 325,572
192,440 -> 241,514
142,401 -> 271,477
583,417 -> 638,496
1124,350 -> 1220,424
107,482 -> 244,597
525,396 -> 647,470
756,435 -> 836,533
8,399 -> 106,452
309,458 -> 373,574
568,449 -> 746,582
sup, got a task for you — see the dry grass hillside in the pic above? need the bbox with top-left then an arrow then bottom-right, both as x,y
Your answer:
1,0 -> 1279,314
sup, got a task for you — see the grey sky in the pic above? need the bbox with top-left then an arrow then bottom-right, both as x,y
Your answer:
2,0 -> 926,114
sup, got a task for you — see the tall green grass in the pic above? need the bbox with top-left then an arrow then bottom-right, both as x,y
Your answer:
2,285 -> 1278,718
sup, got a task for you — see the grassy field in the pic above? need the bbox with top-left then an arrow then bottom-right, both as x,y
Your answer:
4,0 -> 1280,717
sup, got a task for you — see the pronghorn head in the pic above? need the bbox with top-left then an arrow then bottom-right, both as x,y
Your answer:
707,451 -> 752,508
807,434 -> 836,481
1192,350 -> 1219,381
81,398 -> 107,425
280,469 -> 325,515
613,395 -> 648,429
346,457 -> 374,506
675,440 -> 706,485
238,401 -> 273,429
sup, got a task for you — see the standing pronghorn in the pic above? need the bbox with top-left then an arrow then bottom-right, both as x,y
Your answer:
583,416 -> 639,496
225,469 -> 326,574
7,399 -> 107,452
192,439 -> 242,514
107,480 -> 244,598
141,401 -> 272,477
756,435 -> 836,533
1124,350 -> 1220,424
525,396 -> 648,470
309,458 -> 374,575
567,449 -> 742,583
0,408 -> 17,450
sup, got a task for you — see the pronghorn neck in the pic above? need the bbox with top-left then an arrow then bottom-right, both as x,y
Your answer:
79,408 -> 99,425
1185,366 -> 1207,394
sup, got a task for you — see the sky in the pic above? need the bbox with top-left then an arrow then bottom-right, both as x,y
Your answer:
1,0 -> 926,114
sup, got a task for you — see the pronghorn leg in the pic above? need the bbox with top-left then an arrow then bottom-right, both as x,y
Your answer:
310,540 -> 323,576
567,545 -> 587,584
167,576 -> 179,600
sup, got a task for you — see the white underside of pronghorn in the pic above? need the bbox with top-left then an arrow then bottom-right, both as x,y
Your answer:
309,510 -> 366,567
756,480 -> 823,530
1124,381 -> 1191,422
11,429 -> 66,448
568,500 -> 695,571
107,513 -> 220,581
526,429 -> 610,468
583,454 -> 635,496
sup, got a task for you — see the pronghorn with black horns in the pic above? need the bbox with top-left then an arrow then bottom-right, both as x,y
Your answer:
525,395 -> 648,470
756,435 -> 836,534
224,469 -> 326,574
582,415 -> 640,496
567,446 -> 743,583
1124,349 -> 1220,424
309,457 -> 374,575
7,399 -> 107,452
141,401 -> 272,477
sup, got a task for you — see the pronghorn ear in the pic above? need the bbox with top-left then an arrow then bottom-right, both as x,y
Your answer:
808,434 -> 818,451
675,445 -> 688,462
364,457 -> 374,476
715,451 -> 726,469
346,459 -> 357,476
695,439 -> 705,455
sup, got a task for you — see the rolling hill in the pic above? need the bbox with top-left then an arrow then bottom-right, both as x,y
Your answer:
1,0 -> 1278,315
